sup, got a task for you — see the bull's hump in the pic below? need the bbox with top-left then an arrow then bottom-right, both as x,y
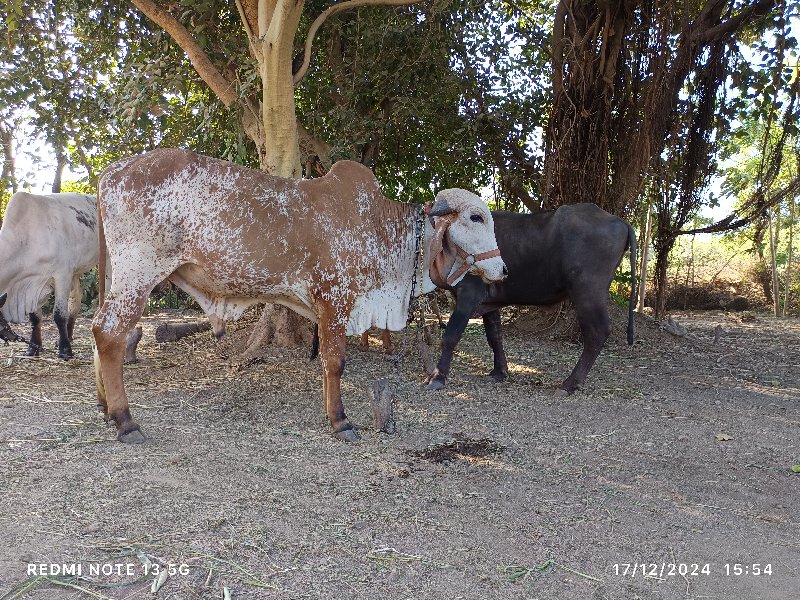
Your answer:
302,160 -> 384,217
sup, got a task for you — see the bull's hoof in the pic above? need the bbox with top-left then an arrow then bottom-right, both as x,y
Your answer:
485,370 -> 507,382
333,427 -> 360,442
25,347 -> 40,357
553,388 -> 572,398
117,427 -> 146,444
426,379 -> 446,391
58,351 -> 74,360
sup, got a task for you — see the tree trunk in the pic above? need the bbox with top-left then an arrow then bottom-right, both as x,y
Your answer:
52,146 -> 66,193
154,321 -> 212,343
1,122 -> 17,199
241,1 -> 309,348
238,304 -> 315,364
637,195 -> 653,311
131,0 -> 419,351
784,197 -> 795,316
652,234 -> 676,320
752,219 -> 773,303
256,0 -> 303,176
768,209 -> 780,316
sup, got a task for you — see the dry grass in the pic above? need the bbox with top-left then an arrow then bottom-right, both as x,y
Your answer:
0,307 -> 798,599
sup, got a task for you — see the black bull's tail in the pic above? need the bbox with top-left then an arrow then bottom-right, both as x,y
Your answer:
626,223 -> 637,346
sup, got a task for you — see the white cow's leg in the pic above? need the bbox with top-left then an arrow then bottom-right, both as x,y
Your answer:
52,274 -> 75,359
67,274 -> 82,342
317,304 -> 358,442
25,311 -> 43,357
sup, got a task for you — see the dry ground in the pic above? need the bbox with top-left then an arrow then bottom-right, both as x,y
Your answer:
0,306 -> 798,600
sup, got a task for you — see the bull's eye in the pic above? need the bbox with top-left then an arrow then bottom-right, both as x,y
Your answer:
470,213 -> 484,223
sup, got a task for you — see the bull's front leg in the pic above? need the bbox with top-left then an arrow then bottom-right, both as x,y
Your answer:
25,312 -> 42,357
482,309 -> 508,381
317,307 -> 358,442
427,279 -> 488,390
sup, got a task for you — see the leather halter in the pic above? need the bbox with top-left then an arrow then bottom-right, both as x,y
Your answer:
423,203 -> 502,288
445,246 -> 502,286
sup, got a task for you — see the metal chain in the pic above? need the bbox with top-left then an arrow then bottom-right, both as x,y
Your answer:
406,204 -> 426,326
391,205 -> 426,373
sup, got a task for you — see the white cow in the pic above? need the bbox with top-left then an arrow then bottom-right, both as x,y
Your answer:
0,191 -> 98,358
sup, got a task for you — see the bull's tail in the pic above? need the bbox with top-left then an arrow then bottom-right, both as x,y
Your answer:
626,223 -> 637,346
93,188 -> 111,402
309,323 -> 320,360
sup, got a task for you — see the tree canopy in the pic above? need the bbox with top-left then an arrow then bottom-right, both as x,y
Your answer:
1,0 -> 798,315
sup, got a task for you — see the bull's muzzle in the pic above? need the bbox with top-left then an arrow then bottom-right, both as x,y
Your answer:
450,248 -> 505,285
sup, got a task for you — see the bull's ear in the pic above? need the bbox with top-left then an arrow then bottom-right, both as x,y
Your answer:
0,293 -> 6,308
426,196 -> 457,217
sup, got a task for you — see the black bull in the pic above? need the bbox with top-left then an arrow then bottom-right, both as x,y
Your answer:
427,203 -> 637,395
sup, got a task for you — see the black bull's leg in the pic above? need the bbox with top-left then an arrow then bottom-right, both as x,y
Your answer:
426,278 -> 488,390
482,309 -> 508,381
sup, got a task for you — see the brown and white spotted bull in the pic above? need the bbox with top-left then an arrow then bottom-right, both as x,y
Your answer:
93,148 -> 506,444
0,192 -> 98,358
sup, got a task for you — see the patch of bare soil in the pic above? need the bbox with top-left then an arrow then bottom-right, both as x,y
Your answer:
0,306 -> 798,599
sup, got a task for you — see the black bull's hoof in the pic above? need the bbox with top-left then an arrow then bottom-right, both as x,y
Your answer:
426,378 -> 446,391
426,368 -> 447,391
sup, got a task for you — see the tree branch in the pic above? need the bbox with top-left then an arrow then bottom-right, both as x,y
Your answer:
697,0 -> 776,43
235,0 -> 257,40
551,0 -> 568,96
681,177 -> 800,235
297,119 -> 332,171
293,0 -> 425,86
258,0 -> 279,37
131,0 -> 238,106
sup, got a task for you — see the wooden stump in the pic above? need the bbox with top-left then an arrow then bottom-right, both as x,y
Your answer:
370,377 -> 396,434
154,321 -> 212,343
124,326 -> 143,364
417,335 -> 436,376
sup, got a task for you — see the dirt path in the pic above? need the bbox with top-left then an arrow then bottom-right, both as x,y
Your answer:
0,309 -> 797,599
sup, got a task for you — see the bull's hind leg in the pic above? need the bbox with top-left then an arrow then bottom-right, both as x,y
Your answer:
93,259 -> 177,443
317,305 -> 358,442
93,292 -> 149,443
67,274 -> 82,342
53,274 -> 76,359
558,293 -> 611,396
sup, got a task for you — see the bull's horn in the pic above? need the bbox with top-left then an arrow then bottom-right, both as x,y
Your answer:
0,293 -> 6,308
426,195 -> 456,217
